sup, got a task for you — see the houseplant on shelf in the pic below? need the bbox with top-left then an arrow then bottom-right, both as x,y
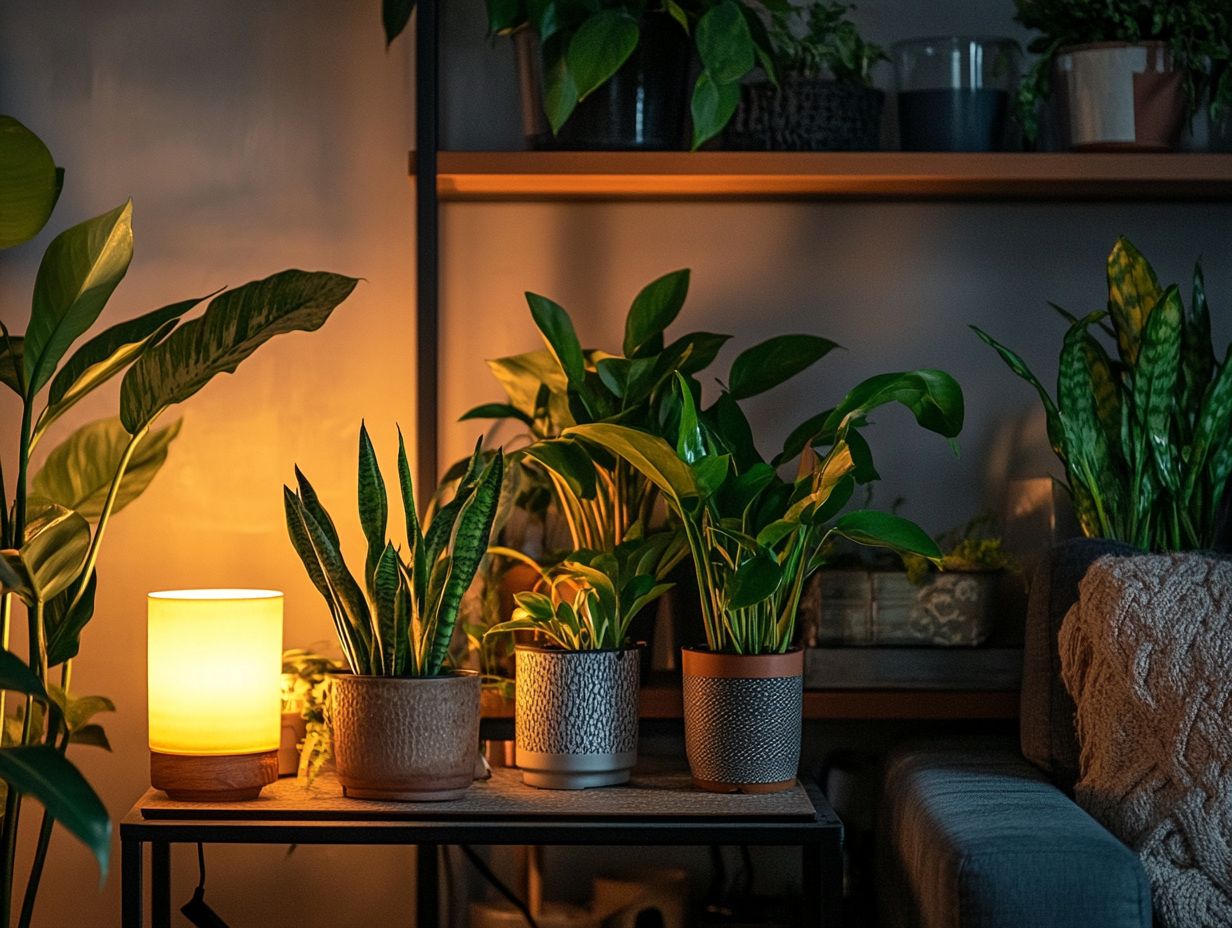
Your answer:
973,236 -> 1232,552
484,540 -> 673,789
1013,0 -> 1232,150
284,425 -> 503,801
0,114 -> 358,927
725,0 -> 886,151
571,365 -> 964,792
484,0 -> 778,150
280,648 -> 343,782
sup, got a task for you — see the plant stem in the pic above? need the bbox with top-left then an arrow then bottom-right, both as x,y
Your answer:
16,723 -> 67,928
13,401 -> 32,544
0,453 -> 9,548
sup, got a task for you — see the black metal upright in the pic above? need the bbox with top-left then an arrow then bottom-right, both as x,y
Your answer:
414,0 -> 440,492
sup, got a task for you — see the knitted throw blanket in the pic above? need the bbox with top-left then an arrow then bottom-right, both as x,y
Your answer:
1060,553 -> 1232,928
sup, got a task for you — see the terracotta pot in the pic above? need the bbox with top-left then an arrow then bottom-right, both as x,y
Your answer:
1055,42 -> 1184,151
514,645 -> 640,789
329,671 -> 480,801
681,647 -> 803,793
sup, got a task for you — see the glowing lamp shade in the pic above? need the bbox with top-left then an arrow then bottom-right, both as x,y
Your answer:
147,589 -> 283,801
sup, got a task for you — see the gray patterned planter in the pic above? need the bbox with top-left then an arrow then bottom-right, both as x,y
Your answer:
681,647 -> 803,793
329,671 -> 480,801
515,645 -> 640,790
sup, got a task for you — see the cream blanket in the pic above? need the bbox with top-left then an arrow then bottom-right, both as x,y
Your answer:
1060,553 -> 1232,927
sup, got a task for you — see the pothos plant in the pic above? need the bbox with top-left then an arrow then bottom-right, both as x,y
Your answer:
284,424 -> 504,677
569,368 -> 964,655
974,237 -> 1232,552
0,115 -> 358,927
280,648 -> 343,785
1013,0 -> 1232,142
765,0 -> 884,84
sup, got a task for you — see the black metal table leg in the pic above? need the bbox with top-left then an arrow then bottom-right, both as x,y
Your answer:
417,844 -> 440,928
819,833 -> 845,928
151,841 -> 171,928
121,836 -> 143,928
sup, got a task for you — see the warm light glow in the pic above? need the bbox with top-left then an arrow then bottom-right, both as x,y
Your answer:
148,589 -> 283,755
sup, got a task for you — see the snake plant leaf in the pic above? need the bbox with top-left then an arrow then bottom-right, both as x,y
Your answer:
393,582 -> 412,675
119,270 -> 358,434
566,10 -> 639,101
44,569 -> 96,667
396,427 -> 424,580
459,402 -> 535,427
0,745 -> 110,876
728,334 -> 839,401
424,452 -> 503,674
0,328 -> 24,396
727,548 -> 783,609
357,422 -> 389,599
423,442 -> 485,569
1058,322 -> 1119,534
1180,262 -> 1216,414
0,116 -> 60,249
1132,286 -> 1182,493
691,69 -> 742,149
624,269 -> 690,359
565,423 -> 700,506
299,501 -> 373,672
527,291 -> 586,387
1190,347 -> 1232,497
695,0 -> 754,85
973,325 -> 1065,456
20,500 -> 90,603
293,466 -> 342,554
832,510 -> 942,560
25,201 -> 133,398
31,417 -> 181,521
372,542 -> 401,676
1106,236 -> 1161,366
523,438 -> 597,501
284,489 -> 356,669
0,648 -> 47,700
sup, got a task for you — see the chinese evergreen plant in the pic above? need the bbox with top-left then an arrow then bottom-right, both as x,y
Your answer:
974,237 -> 1231,552
0,115 -> 357,928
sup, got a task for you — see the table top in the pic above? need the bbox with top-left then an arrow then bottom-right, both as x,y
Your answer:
121,767 -> 841,846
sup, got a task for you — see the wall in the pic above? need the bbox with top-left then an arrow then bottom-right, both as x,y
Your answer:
1,1 -> 1230,926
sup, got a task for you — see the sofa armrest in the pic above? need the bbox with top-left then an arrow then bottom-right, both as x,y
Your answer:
877,739 -> 1150,928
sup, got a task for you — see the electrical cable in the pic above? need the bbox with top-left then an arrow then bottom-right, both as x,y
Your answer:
180,842 -> 231,928
459,844 -> 542,928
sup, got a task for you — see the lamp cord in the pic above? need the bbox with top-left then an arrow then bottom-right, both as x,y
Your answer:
180,843 -> 231,928
459,844 -> 541,928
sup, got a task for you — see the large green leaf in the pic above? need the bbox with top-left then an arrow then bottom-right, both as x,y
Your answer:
827,369 -> 965,440
0,648 -> 47,699
523,438 -> 597,501
527,291 -> 586,386
0,329 -> 23,396
543,45 -> 580,133
695,0 -> 754,84
119,270 -> 358,433
727,548 -> 783,609
972,325 -> 1063,456
623,269 -> 690,359
728,334 -> 839,400
831,510 -> 941,560
0,745 -> 111,876
691,70 -> 742,150
0,116 -> 60,249
1106,236 -> 1161,366
486,349 -> 569,420
25,200 -> 134,397
20,500 -> 90,602
45,570 -> 96,667
1132,287 -> 1182,493
31,417 -> 181,521
566,10 -> 639,101
565,423 -> 700,505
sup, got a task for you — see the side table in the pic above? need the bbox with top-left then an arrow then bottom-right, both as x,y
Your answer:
120,767 -> 843,927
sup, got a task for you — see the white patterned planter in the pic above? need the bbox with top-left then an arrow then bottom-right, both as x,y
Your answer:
514,645 -> 640,790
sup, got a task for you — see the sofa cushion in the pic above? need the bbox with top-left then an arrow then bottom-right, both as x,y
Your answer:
1060,553 -> 1232,928
1020,538 -> 1139,789
878,739 -> 1151,928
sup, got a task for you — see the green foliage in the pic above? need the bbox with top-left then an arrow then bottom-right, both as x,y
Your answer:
900,514 -> 1017,584
285,427 -> 504,678
485,0 -> 777,148
382,0 -> 416,46
569,365 -> 963,654
486,538 -> 677,650
280,649 -> 343,785
974,236 -> 1231,551
1013,0 -> 1232,141
0,117 -> 60,249
764,1 -> 885,85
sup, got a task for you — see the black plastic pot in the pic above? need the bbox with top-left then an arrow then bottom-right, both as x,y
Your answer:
724,77 -> 884,151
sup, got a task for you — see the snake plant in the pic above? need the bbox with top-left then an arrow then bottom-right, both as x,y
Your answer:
284,426 -> 504,677
973,237 -> 1232,552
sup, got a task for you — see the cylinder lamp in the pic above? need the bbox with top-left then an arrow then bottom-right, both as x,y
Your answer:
148,589 -> 283,801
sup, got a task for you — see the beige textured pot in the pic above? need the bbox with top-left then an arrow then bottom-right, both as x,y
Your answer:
329,671 -> 481,801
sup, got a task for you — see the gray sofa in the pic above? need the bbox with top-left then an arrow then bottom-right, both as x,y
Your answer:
876,539 -> 1153,928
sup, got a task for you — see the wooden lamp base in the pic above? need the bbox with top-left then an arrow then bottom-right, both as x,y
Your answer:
151,750 -> 278,801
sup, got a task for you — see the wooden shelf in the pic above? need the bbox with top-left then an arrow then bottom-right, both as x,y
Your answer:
413,151 -> 1232,201
481,685 -> 1018,722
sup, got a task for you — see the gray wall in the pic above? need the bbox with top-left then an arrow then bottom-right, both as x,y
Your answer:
0,1 -> 1229,925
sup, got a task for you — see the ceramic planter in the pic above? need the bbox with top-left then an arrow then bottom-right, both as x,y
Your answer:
514,645 -> 640,789
277,711 -> 307,777
681,647 -> 803,793
724,78 -> 884,151
329,671 -> 480,801
1055,42 -> 1183,151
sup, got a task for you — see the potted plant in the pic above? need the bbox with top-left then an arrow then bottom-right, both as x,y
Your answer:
815,515 -> 1016,646
279,648 -> 342,781
974,237 -> 1232,551
725,1 -> 887,151
284,426 -> 503,801
484,541 -> 672,789
485,0 -> 778,150
1014,0 -> 1232,150
0,114 -> 358,925
571,364 -> 964,792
